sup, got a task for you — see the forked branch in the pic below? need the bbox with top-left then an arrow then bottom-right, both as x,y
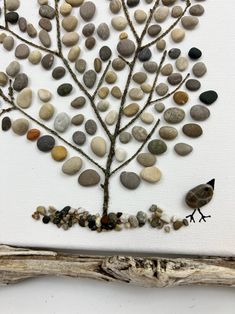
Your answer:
121,0 -> 140,43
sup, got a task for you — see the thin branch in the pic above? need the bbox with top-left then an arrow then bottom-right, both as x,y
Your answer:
119,50 -> 167,134
149,73 -> 190,104
54,0 -> 62,55
118,55 -> 131,67
3,0 -> 8,28
142,0 -> 191,49
111,119 -> 161,176
0,89 -> 106,173
140,0 -> 160,42
0,107 -> 15,117
92,60 -> 111,100
121,0 -> 140,43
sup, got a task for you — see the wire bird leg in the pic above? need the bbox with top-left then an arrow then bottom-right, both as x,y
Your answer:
186,209 -> 197,223
198,208 -> 211,222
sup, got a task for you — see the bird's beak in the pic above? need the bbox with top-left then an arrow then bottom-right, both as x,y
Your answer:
207,179 -> 215,190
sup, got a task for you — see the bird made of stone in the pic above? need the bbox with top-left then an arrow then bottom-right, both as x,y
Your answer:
185,179 -> 215,223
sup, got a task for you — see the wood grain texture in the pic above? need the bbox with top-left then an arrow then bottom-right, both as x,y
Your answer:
0,245 -> 234,287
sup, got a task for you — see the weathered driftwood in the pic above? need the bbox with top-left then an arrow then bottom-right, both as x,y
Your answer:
0,245 -> 234,287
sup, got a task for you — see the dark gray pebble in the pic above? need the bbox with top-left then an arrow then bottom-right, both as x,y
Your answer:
183,123 -> 203,138
37,135 -> 55,152
2,116 -> 11,131
148,139 -> 167,155
6,12 -> 19,24
78,169 -> 100,187
52,66 -> 66,80
186,79 -> 201,91
41,53 -> 54,70
57,83 -> 73,96
188,47 -> 202,59
138,47 -> 152,62
168,48 -> 181,59
13,73 -> 28,91
148,24 -> 161,37
199,90 -> 218,105
189,4 -> 204,16
127,0 -> 140,7
85,36 -> 96,50
85,119 -> 97,135
72,131 -> 86,146
99,46 -> 112,61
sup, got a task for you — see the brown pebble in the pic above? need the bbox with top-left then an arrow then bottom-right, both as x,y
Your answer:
27,129 -> 41,141
183,123 -> 203,138
173,91 -> 189,105
51,146 -> 68,161
173,220 -> 184,230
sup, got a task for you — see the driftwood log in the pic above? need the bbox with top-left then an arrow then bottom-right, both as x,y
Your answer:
0,245 -> 234,287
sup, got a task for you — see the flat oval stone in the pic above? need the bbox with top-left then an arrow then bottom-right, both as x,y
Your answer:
181,16 -> 199,30
41,53 -> 54,70
137,153 -> 156,167
192,62 -> 207,77
27,25 -> 38,38
68,46 -> 80,62
159,126 -> 178,140
78,169 -> 100,187
0,72 -> 8,87
6,12 -> 19,24
105,110 -> 118,125
129,88 -> 144,101
185,183 -> 214,209
39,30 -> 51,48
140,112 -> 154,124
164,107 -> 185,124
199,90 -> 218,105
174,143 -> 193,156
99,46 -> 112,61
168,73 -> 182,85
189,4 -> 204,16
27,128 -> 41,141
120,172 -> 140,190
38,89 -> 52,102
3,36 -> 14,51
156,83 -> 168,96
168,48 -> 181,59
138,47 -> 152,62
51,146 -> 68,161
39,18 -> 52,32
16,87 -> 32,109
171,28 -> 185,43
57,83 -> 73,96
127,0 -> 140,7
133,72 -> 147,84
15,44 -> 30,59
186,79 -> 201,91
13,73 -> 28,91
97,23 -> 110,40
117,39 -> 135,57
148,24 -> 162,37
28,50 -> 42,64
140,167 -> 162,183
110,0 -> 122,14
161,63 -> 173,76
171,5 -> 183,18
82,23 -> 95,37
62,15 -> 78,32
39,5 -> 55,19
75,59 -> 87,73
176,56 -> 188,71
71,114 -> 84,126
80,1 -> 96,21
83,70 -> 97,88
97,100 -> 110,112
2,117 -> 11,131
85,119 -> 97,135
66,0 -> 84,7
6,0 -> 20,11
132,126 -> 148,142
190,105 -> 210,121
134,9 -> 147,24
37,136 -> 55,152
123,103 -> 139,117
18,17 -> 27,32
119,131 -> 132,144
12,118 -> 29,135
115,148 -> 127,162
39,103 -> 55,120
188,47 -> 202,59
154,102 -> 165,113
52,67 -> 66,80
62,32 -> 79,47
91,136 -> 107,157
72,131 -> 86,146
148,139 -> 167,155
71,96 -> 86,108
143,61 -> 158,73
6,60 -> 20,77
62,157 -> 83,175
173,91 -> 189,105
154,6 -> 169,22
54,112 -> 70,133
183,123 -> 203,138
111,16 -> 128,31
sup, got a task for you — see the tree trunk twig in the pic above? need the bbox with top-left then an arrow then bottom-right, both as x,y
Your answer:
0,245 -> 234,287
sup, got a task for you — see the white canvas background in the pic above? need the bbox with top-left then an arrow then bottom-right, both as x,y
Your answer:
0,0 -> 234,256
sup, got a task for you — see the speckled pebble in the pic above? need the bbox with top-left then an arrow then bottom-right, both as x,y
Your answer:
54,112 -> 70,133
186,79 -> 201,91
168,73 -> 182,86
192,62 -> 207,77
182,123 -> 203,138
159,126 -> 178,140
176,57 -> 188,71
140,167 -> 162,183
168,48 -> 181,59
71,114 -> 84,126
75,59 -> 87,73
190,105 -> 210,121
154,102 -> 165,113
137,153 -> 156,167
120,172 -> 140,190
148,139 -> 167,155
39,5 -> 55,19
15,44 -> 30,59
28,50 -> 42,64
80,2 -> 96,21
83,70 -> 97,88
39,103 -> 55,120
6,60 -> 20,77
13,73 -> 28,91
143,61 -> 158,73
119,131 -> 132,144
97,100 -> 110,112
132,126 -> 148,142
41,53 -> 54,70
164,107 -> 185,124
62,157 -> 83,175
174,143 -> 193,156
156,83 -> 168,96
12,118 -> 29,135
73,131 -> 86,146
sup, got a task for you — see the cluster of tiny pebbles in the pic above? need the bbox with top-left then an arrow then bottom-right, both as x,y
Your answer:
32,203 -> 189,233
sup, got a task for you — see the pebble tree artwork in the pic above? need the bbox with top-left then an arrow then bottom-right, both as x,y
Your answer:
0,0 -> 218,232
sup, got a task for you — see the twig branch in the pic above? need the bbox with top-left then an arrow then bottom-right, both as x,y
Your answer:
119,50 -> 167,134
3,0 -> 8,29
0,89 -> 106,173
149,73 -> 190,105
0,107 -> 15,117
121,0 -> 140,43
140,0 -> 160,42
92,60 -> 111,100
141,0 -> 191,49
118,55 -> 131,67
111,119 -> 160,176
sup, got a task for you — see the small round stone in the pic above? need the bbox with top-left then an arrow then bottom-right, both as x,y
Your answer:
39,5 -> 55,19
91,136 -> 107,157
85,119 -> 97,135
82,23 -> 95,37
71,114 -> 84,126
111,86 -> 122,99
140,112 -> 154,124
41,53 -> 54,70
132,126 -> 148,142
105,71 -> 117,84
78,169 -> 100,187
140,167 -> 162,183
171,28 -> 185,43
115,148 -> 127,162
15,44 -> 30,59
188,47 -> 202,59
168,48 -> 181,59
80,1 -> 96,21
127,0 -> 140,7
57,83 -> 73,96
112,58 -> 126,71
174,143 -> 193,156
186,79 -> 201,91
12,118 -> 29,135
138,47 -> 152,62
190,105 -> 210,121
27,24 -> 38,38
97,23 -> 110,40
156,83 -> 168,96
156,39 -> 166,51
62,157 -> 83,175
68,46 -> 80,62
3,36 -> 14,51
137,153 -> 156,167
94,58 -> 102,73
143,61 -> 158,73
117,39 -> 135,57
154,102 -> 165,113
18,17 -> 27,32
181,16 -> 199,30
0,72 -> 8,87
171,5 -> 183,18
182,123 -> 203,138
27,129 -> 41,141
192,62 -> 207,77
6,0 -> 20,11
85,36 -> 96,50
38,89 -> 52,102
28,50 -> 42,64
37,135 -> 55,153
110,0 -> 122,14
60,2 -> 72,16
168,73 -> 182,85
134,9 -> 147,24
159,126 -> 178,140
199,90 -> 218,105
189,4 -> 204,16
120,172 -> 140,190
62,15 -> 78,32
128,215 -> 139,228
173,91 -> 189,105
148,139 -> 167,155
51,146 -> 68,161
39,18 -> 52,32
75,59 -> 87,73
71,96 -> 86,109
161,63 -> 173,76
164,107 -> 185,124
2,117 -> 11,131
133,72 -> 147,84
105,110 -> 118,125
52,67 -> 66,80
39,30 -> 51,48
154,6 -> 169,22
72,131 -> 86,146
54,112 -> 70,133
66,0 -> 84,7
13,73 -> 28,91
83,70 -> 97,88
148,24 -> 161,37
39,103 -> 55,120
176,57 -> 188,71
16,87 -> 32,109
62,32 -> 79,47
123,103 -> 139,117
6,12 -> 19,24
99,46 -> 112,62
111,16 -> 127,31
129,88 -> 144,101
97,100 -> 110,112
6,60 -> 20,77
119,132 -> 132,144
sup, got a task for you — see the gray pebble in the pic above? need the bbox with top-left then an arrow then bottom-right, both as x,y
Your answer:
110,0 -> 122,14
78,169 -> 100,187
75,59 -> 87,73
6,60 -> 20,77
189,4 -> 204,16
85,119 -> 97,135
71,114 -> 84,126
120,172 -> 141,190
41,53 -> 54,70
15,44 -> 30,59
154,102 -> 165,113
39,5 -> 55,19
39,18 -> 52,32
148,139 -> 167,155
12,118 -> 29,135
85,36 -> 96,50
54,112 -> 70,133
132,126 -> 148,142
62,157 -> 83,176
164,107 -> 185,124
13,73 -> 28,91
71,96 -> 86,109
186,79 -> 201,91
117,39 -> 135,57
143,61 -> 158,73
119,131 -> 132,144
190,105 -> 210,121
83,70 -> 97,88
182,123 -> 203,138
129,215 -> 139,228
148,24 -> 161,37
52,66 -> 66,80
97,100 -> 110,112
168,73 -> 182,85
57,83 -> 73,96
171,6 -> 183,18
181,16 -> 199,30
97,23 -> 110,40
132,72 -> 147,84
137,211 -> 147,226
80,1 -> 96,21
156,83 -> 168,96
192,62 -> 207,77
39,30 -> 51,48
137,153 -> 156,167
26,23 -> 37,38
73,131 -> 86,146
168,48 -> 181,59
174,143 -> 193,156
18,17 -> 27,32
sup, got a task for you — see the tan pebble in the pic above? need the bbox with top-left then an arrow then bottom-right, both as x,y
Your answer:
105,71 -> 117,84
98,86 -> 109,99
129,88 -> 144,101
140,167 -> 162,183
38,89 -> 52,102
27,24 -> 37,38
111,86 -> 122,99
140,112 -> 154,124
94,58 -> 102,73
62,16 -> 78,32
51,146 -> 68,161
39,103 -> 55,120
154,6 -> 169,23
28,50 -> 42,64
123,103 -> 139,117
119,32 -> 128,40
0,72 -> 8,87
105,110 -> 118,125
0,33 -> 7,43
3,36 -> 14,51
115,148 -> 127,162
156,39 -> 166,51
66,0 -> 84,7
141,83 -> 152,93
111,16 -> 128,31
16,87 -> 33,109
60,2 -> 72,16
62,156 -> 83,175
161,63 -> 173,76
62,32 -> 79,47
110,0 -> 122,14
171,6 -> 183,18
134,9 -> 147,24
171,28 -> 185,43
68,46 -> 80,62
91,136 -> 107,157
36,205 -> 46,215
12,118 -> 29,135
176,56 -> 189,71
159,126 -> 178,140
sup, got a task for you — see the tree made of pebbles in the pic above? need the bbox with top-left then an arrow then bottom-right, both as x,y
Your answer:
0,0 -> 218,230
